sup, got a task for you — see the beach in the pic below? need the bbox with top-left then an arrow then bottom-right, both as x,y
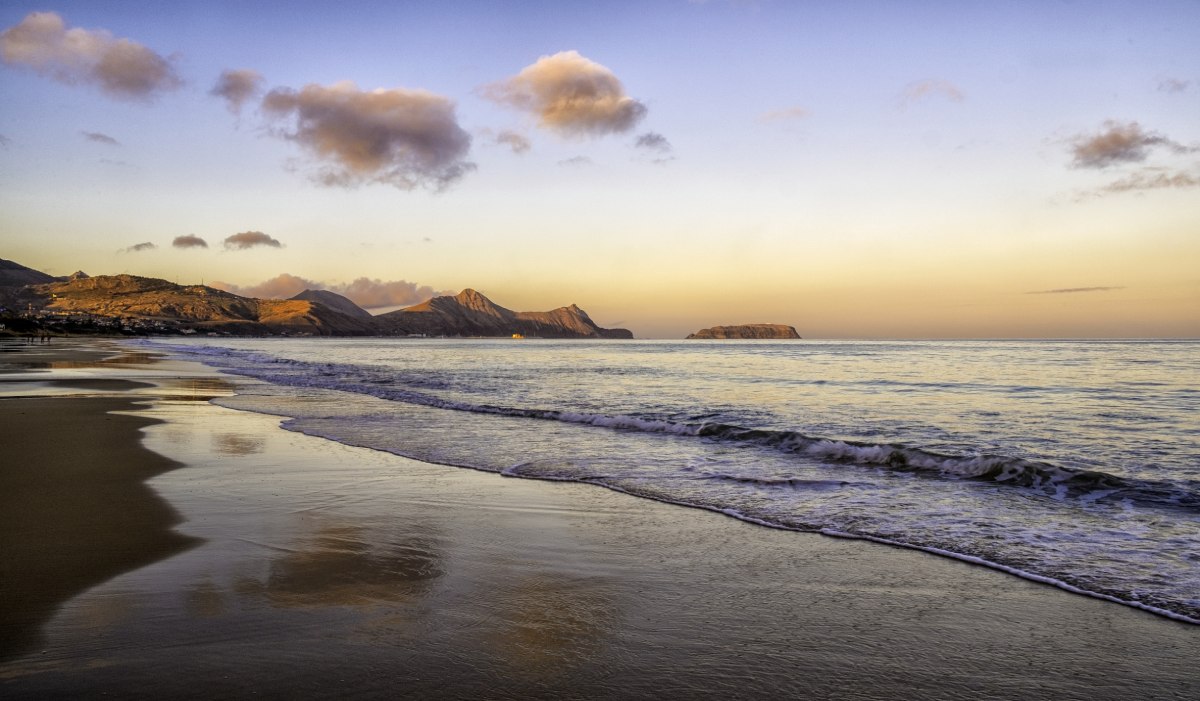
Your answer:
0,338 -> 1195,699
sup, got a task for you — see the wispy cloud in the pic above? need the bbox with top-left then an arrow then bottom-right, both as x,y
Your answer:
223,231 -> 281,250
1068,120 -> 1195,169
898,79 -> 964,109
0,134 -> 9,147
81,130 -> 119,146
759,106 -> 811,122
634,132 -> 672,153
172,234 -> 208,249
1027,286 -> 1125,295
0,11 -> 182,101
120,241 -> 156,253
495,129 -> 531,154
1158,78 -> 1191,94
558,155 -> 593,167
262,81 -> 475,191
211,68 -> 264,115
1096,168 -> 1199,195
481,51 -> 647,137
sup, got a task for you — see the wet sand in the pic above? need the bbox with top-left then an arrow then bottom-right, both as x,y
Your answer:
0,344 -> 199,660
0,339 -> 1196,699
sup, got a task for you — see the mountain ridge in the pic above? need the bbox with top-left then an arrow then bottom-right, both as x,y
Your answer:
1,260 -> 632,338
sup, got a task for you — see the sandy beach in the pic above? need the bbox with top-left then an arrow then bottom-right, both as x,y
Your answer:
0,338 -> 1195,699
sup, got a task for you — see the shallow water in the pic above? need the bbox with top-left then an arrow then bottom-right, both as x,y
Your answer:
147,338 -> 1200,622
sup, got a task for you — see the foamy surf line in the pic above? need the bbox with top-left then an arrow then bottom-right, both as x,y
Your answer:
141,342 -> 1199,509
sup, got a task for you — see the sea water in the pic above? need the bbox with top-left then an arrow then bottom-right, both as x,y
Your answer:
144,338 -> 1200,623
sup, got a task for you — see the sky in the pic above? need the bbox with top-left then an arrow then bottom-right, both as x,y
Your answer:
1,0 -> 1197,338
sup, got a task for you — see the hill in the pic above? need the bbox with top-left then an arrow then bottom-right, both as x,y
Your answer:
375,289 -> 632,338
33,274 -> 374,335
290,289 -> 373,320
0,258 -> 56,287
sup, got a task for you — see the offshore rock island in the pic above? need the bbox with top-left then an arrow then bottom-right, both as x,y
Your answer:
0,258 -> 632,339
686,324 -> 801,339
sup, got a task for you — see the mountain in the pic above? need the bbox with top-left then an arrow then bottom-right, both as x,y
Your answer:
32,274 -> 374,335
290,289 -> 373,320
0,258 -> 56,287
686,324 -> 801,340
375,288 -> 633,338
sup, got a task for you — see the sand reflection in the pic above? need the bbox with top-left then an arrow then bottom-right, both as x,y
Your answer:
184,581 -> 228,618
214,433 -> 264,456
161,377 -> 237,402
487,573 -> 615,674
235,522 -> 443,609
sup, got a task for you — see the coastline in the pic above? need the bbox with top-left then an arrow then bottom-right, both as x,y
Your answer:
0,338 -> 1196,699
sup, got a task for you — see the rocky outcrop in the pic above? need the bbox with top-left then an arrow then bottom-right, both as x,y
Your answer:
686,324 -> 801,340
374,289 -> 633,338
290,289 -> 373,320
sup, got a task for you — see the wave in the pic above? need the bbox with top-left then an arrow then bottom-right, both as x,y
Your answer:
154,342 -> 1200,509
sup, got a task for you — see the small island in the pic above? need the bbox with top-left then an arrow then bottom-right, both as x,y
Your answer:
686,324 -> 801,340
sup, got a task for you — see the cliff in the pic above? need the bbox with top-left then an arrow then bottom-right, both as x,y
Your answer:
374,289 -> 633,338
686,324 -> 801,340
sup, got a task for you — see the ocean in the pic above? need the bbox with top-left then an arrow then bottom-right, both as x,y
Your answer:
145,337 -> 1200,624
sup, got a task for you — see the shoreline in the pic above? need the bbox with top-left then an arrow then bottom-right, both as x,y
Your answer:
1,338 -> 1196,698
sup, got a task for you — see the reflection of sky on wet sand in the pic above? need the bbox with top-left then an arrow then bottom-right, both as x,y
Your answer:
0,397 -> 630,692
234,522 -> 442,608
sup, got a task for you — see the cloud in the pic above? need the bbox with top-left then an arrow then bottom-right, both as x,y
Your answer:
172,234 -> 208,249
1027,286 -> 1125,295
211,273 -> 451,309
495,129 -> 531,154
481,50 -> 647,136
759,106 -> 811,122
334,277 -> 452,308
82,130 -> 119,145
1158,78 -> 1191,94
0,134 -> 11,147
262,81 -> 475,191
898,79 -> 965,109
120,241 -> 156,253
211,68 -> 264,114
1069,120 -> 1195,169
210,273 -> 313,299
0,11 -> 182,101
634,132 -> 672,153
558,155 -> 593,167
223,231 -> 282,250
1096,168 -> 1200,195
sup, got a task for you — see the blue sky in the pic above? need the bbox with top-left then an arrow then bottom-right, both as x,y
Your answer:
1,1 -> 1197,337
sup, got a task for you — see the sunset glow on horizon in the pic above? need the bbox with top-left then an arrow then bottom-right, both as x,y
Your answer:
2,1 -> 1197,338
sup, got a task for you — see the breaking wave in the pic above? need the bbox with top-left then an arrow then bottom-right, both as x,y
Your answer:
154,342 -> 1199,510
